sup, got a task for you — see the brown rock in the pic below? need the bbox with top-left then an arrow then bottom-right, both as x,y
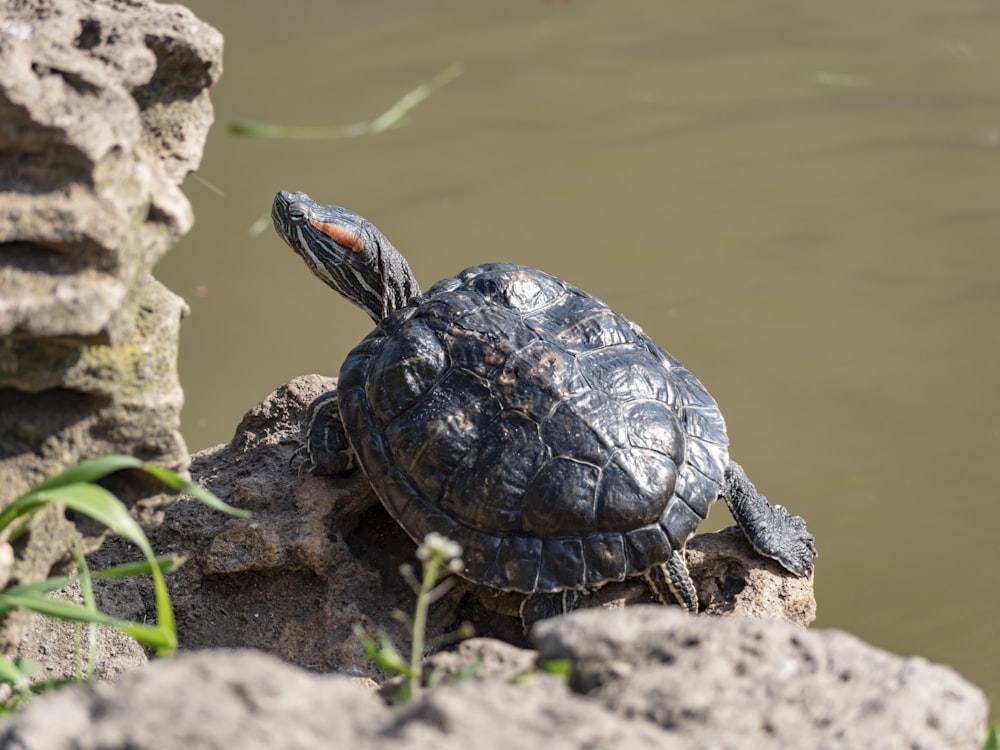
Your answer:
687,525 -> 817,625
93,376 -> 399,677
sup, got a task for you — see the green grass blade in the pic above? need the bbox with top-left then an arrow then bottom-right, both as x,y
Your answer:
8,482 -> 177,654
353,624 -> 410,676
0,590 -> 175,653
0,496 -> 48,533
26,455 -> 145,493
0,591 -> 120,626
0,655 -> 31,686
139,464 -> 249,518
230,63 -> 462,141
114,622 -> 176,652
0,576 -> 76,602
5,454 -> 247,528
0,556 -> 177,606
248,212 -> 271,237
537,658 -> 573,678
92,555 -> 179,578
74,547 -> 98,681
369,62 -> 463,133
228,120 -> 375,139
0,455 -> 213,662
24,483 -> 151,550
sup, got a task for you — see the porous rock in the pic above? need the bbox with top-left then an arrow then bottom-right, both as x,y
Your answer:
0,610 -> 988,750
88,374 -> 817,679
0,648 -> 672,750
12,580 -> 149,689
0,649 -> 389,750
0,0 -> 222,652
533,606 -> 990,750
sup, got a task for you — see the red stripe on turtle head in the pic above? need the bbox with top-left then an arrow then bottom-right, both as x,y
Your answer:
311,219 -> 365,252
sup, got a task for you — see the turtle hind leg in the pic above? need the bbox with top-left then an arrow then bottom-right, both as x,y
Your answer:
644,549 -> 699,614
304,392 -> 356,476
723,461 -> 817,576
519,591 -> 581,632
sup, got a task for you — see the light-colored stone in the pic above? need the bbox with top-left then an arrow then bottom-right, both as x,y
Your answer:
0,0 -> 222,654
0,649 -> 387,750
533,606 -> 989,750
0,611 -> 988,750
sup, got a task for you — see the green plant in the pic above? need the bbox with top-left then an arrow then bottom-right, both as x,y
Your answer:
230,63 -> 462,141
354,531 -> 472,701
0,455 -> 248,709
984,725 -> 997,750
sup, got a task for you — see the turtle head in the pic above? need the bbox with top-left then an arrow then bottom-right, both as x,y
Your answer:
272,191 -> 421,323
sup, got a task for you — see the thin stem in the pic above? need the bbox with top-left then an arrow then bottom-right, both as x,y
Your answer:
408,554 -> 440,698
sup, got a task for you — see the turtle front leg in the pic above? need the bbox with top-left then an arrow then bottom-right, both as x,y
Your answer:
723,461 -> 817,576
304,392 -> 357,475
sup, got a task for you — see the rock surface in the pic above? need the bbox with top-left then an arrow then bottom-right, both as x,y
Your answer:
87,374 -> 816,680
0,0 -> 222,651
534,606 -> 989,750
0,609 -> 988,750
12,580 -> 149,685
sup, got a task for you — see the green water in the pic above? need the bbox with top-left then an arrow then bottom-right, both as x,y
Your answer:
160,0 -> 1000,712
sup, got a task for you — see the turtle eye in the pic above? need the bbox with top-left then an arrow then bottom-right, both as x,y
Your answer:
287,203 -> 309,223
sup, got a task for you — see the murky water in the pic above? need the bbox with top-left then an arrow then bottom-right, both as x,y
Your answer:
162,0 -> 1000,711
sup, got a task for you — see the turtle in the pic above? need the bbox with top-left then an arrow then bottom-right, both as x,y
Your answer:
271,190 -> 816,619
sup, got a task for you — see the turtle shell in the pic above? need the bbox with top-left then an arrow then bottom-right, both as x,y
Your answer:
336,263 -> 729,593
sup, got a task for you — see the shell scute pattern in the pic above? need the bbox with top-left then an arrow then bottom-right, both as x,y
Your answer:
467,264 -> 571,314
625,399 -> 685,453
496,340 -> 588,422
523,456 -> 600,535
381,370 -> 497,505
599,448 -> 678,525
338,262 -> 730,593
576,346 -> 676,403
547,306 -> 637,354
623,524 -> 673,573
538,389 -> 627,469
540,537 -> 586,591
660,497 -> 706,550
442,413 -> 546,530
365,318 -> 449,428
582,531 -> 629,587
496,534 -> 544,592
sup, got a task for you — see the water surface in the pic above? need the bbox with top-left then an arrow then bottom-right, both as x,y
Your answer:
161,0 -> 1000,710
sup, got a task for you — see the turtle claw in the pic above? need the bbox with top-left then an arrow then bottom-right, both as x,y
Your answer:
288,442 -> 313,478
749,503 -> 817,576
